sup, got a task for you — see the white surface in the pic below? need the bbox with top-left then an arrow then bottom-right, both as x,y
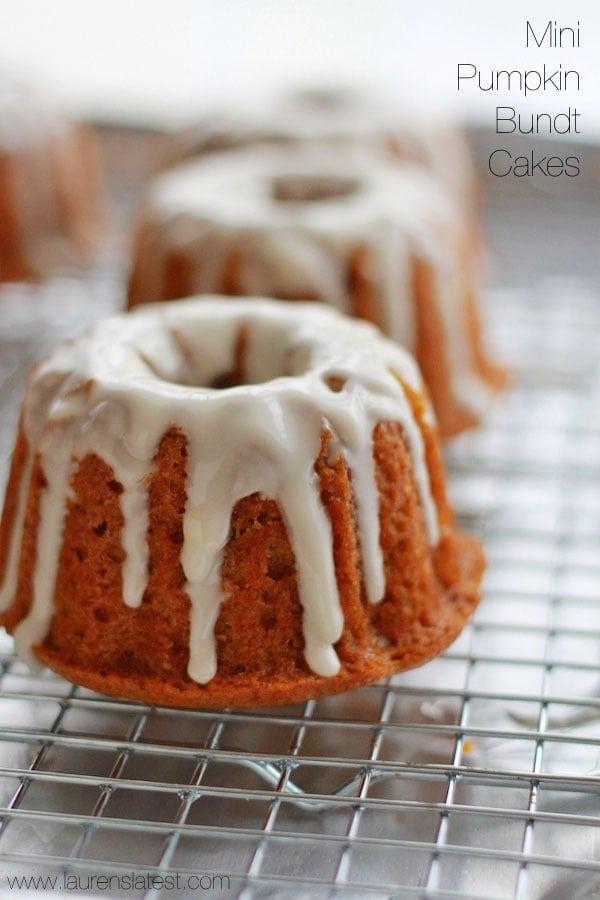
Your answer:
0,0 -> 598,139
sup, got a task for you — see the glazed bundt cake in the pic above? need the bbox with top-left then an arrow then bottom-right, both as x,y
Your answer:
0,74 -> 103,281
0,298 -> 484,708
128,146 -> 506,438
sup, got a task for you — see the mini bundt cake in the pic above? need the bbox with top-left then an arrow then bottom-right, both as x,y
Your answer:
0,74 -> 103,281
128,146 -> 506,438
0,298 -> 484,708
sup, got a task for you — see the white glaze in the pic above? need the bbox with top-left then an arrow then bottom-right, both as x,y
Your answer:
137,144 -> 493,417
177,85 -> 475,202
0,298 -> 439,682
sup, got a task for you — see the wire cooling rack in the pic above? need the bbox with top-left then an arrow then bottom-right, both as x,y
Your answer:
0,139 -> 599,899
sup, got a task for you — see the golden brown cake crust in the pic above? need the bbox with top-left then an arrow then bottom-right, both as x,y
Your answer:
0,414 -> 484,709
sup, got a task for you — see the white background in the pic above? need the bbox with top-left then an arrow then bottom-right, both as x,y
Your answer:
0,0 -> 598,139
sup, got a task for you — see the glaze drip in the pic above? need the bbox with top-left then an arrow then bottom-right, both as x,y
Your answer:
0,298 -> 439,682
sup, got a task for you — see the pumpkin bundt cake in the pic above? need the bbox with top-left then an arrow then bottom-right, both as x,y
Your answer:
0,298 -> 484,708
127,146 -> 506,438
0,74 -> 103,281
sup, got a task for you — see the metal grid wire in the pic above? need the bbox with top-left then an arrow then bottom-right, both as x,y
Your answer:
0,156 -> 600,899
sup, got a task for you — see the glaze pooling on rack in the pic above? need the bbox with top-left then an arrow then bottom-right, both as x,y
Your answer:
0,297 -> 439,683
139,145 -> 493,418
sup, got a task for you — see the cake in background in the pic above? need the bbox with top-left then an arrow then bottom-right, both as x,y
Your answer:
0,298 -> 484,708
127,145 -> 506,438
0,72 -> 104,282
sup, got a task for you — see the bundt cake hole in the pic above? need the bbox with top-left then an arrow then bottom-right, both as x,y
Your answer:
138,323 -> 306,391
210,371 -> 244,389
135,340 -> 244,390
271,174 -> 360,204
292,87 -> 356,110
210,323 -> 248,388
324,375 -> 347,393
